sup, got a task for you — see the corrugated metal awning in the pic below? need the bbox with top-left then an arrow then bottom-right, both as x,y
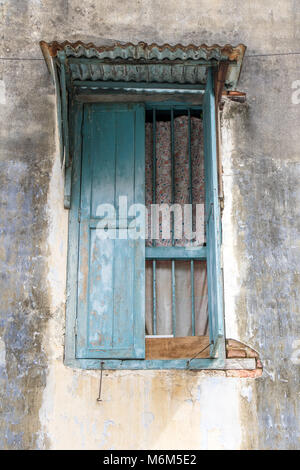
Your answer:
40,41 -> 246,90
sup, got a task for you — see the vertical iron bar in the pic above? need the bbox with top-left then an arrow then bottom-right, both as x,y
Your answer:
153,260 -> 157,335
172,259 -> 176,337
191,260 -> 195,336
188,109 -> 195,336
152,108 -> 157,334
171,108 -> 176,336
188,108 -> 193,206
171,107 -> 175,246
152,108 -> 156,245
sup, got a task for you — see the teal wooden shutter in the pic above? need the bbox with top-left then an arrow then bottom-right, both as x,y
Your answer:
203,70 -> 225,358
76,103 -> 145,359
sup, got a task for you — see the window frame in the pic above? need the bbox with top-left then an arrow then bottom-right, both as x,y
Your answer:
64,71 -> 225,370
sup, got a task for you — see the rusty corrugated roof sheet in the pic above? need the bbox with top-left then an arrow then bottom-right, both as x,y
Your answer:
41,40 -> 245,61
40,40 -> 246,90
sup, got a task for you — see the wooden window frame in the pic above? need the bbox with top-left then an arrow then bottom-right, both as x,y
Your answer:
64,69 -> 226,370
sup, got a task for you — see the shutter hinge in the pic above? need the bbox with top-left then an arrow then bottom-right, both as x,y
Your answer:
78,209 -> 81,222
74,319 -> 78,336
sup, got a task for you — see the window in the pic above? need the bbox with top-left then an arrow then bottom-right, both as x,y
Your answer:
40,41 -> 246,369
65,72 -> 224,369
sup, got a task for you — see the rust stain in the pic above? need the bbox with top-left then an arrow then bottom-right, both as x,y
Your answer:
222,90 -> 247,103
215,62 -> 229,103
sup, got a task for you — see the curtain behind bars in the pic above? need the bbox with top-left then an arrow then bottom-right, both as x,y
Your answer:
145,115 -> 208,336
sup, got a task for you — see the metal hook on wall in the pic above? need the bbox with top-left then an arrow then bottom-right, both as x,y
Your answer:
96,361 -> 105,402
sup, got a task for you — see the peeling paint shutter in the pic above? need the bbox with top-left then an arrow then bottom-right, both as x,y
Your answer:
203,71 -> 225,358
76,104 -> 145,359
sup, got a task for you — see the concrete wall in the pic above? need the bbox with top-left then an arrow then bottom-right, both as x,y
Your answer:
0,0 -> 300,449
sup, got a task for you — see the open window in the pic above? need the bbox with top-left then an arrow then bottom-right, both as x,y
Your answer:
40,41 -> 246,370
144,104 -> 207,358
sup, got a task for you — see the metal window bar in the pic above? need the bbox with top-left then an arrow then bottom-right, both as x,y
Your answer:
146,104 -> 205,337
188,108 -> 195,336
171,107 -> 175,246
170,108 -> 176,335
152,108 -> 157,335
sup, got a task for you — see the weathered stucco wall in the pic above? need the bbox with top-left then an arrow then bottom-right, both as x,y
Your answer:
0,0 -> 300,449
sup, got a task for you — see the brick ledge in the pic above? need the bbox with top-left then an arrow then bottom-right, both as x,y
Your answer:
225,338 -> 263,378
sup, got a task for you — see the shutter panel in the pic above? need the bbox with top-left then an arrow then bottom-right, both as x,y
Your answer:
203,70 -> 225,358
76,104 -> 145,359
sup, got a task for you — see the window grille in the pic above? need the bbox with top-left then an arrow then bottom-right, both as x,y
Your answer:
145,105 -> 208,338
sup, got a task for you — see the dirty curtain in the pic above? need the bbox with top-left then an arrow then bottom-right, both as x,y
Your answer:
145,116 -> 208,336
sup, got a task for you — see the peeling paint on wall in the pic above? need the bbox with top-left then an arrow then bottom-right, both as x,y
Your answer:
1,0 -> 300,450
0,81 -> 6,105
0,338 -> 6,368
